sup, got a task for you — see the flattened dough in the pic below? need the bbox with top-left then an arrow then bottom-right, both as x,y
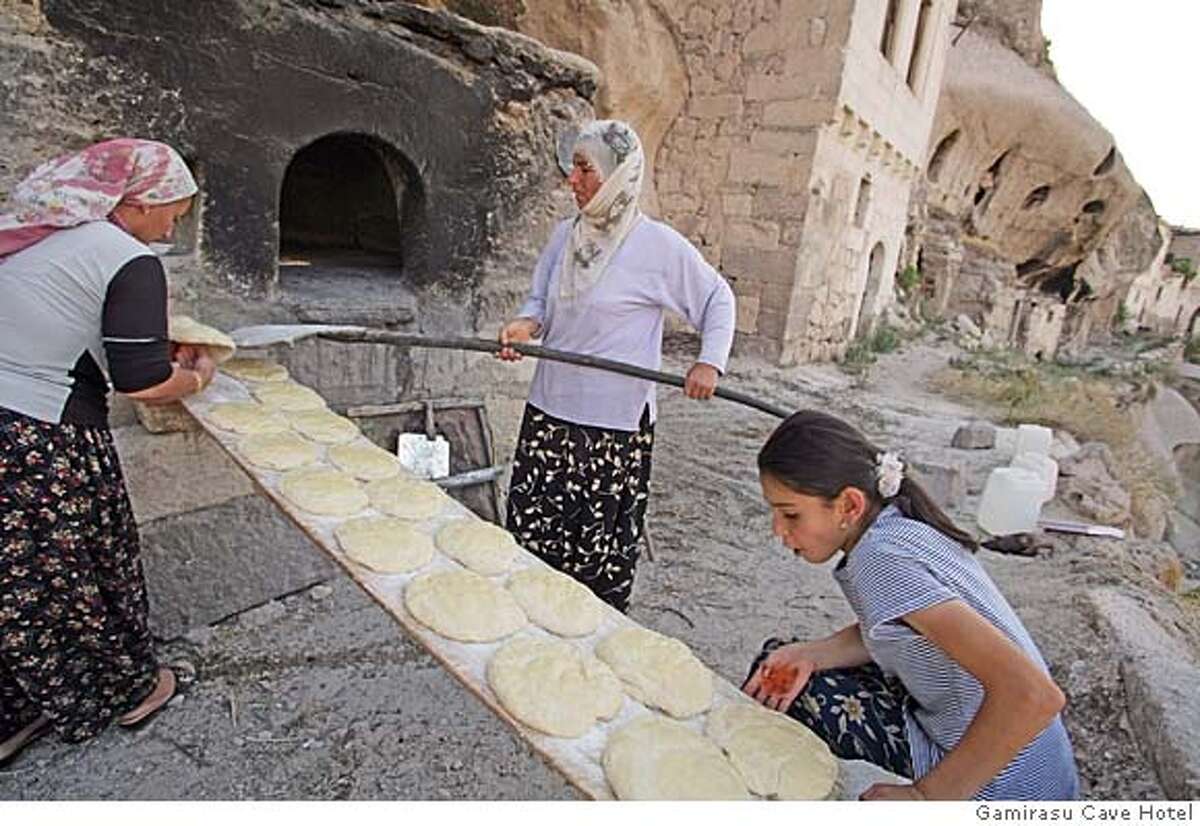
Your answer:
286,409 -> 360,444
253,381 -> 327,412
435,519 -> 519,575
487,637 -> 622,738
705,703 -> 838,800
206,401 -> 289,435
595,628 -> 713,718
366,475 -> 448,520
506,567 -> 601,637
238,431 -> 321,471
335,516 -> 435,573
169,315 -> 236,363
602,716 -> 750,800
405,570 -> 525,642
221,358 -> 289,383
279,468 -> 367,517
328,439 -> 403,481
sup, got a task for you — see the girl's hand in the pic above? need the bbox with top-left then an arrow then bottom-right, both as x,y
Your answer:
742,642 -> 818,712
860,783 -> 927,801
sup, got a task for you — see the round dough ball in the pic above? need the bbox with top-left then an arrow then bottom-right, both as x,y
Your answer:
405,570 -> 525,642
506,567 -> 601,637
705,704 -> 838,800
487,637 -> 622,738
237,431 -> 321,471
328,439 -> 403,481
595,628 -> 713,718
279,468 -> 367,517
286,409 -> 360,444
253,381 -> 326,412
435,519 -> 519,576
602,716 -> 750,800
366,475 -> 448,520
206,402 -> 289,435
221,358 -> 289,383
335,516 -> 435,574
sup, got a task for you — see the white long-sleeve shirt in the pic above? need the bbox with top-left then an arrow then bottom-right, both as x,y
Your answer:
517,216 -> 736,431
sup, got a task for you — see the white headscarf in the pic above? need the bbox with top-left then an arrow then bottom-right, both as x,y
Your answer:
557,120 -> 644,303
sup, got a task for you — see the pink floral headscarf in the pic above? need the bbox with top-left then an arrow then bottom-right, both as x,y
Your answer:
0,138 -> 198,261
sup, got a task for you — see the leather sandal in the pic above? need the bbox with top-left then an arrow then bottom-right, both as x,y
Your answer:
117,667 -> 177,727
0,715 -> 52,766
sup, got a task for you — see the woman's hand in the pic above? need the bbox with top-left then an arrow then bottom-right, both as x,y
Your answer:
742,642 -> 818,712
860,783 -> 927,801
497,318 -> 541,362
172,344 -> 216,391
684,362 -> 719,399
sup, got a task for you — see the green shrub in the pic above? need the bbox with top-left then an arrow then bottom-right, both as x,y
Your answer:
896,265 -> 922,294
1171,257 -> 1197,283
870,325 -> 901,354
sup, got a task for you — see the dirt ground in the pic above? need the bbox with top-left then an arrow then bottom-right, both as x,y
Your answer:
1,334 -> 1187,799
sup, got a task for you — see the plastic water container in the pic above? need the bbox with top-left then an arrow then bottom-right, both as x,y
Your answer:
1012,452 -> 1058,503
1014,424 -> 1053,458
977,467 -> 1045,535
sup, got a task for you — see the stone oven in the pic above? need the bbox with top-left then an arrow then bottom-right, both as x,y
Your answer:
34,0 -> 595,311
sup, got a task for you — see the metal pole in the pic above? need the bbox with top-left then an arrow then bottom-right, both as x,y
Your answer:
318,329 -> 792,420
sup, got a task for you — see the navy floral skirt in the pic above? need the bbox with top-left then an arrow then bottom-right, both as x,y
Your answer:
745,636 -> 914,778
505,404 -> 654,613
0,407 -> 158,743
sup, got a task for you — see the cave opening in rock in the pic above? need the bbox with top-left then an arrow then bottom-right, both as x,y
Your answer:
279,133 -> 419,275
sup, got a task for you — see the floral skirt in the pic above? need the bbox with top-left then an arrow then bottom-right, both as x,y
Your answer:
505,404 -> 654,613
0,407 -> 158,743
745,636 -> 914,778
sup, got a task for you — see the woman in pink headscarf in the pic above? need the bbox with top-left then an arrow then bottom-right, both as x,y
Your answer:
0,139 -> 209,765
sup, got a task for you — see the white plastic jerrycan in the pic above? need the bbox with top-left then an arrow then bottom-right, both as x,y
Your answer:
1012,451 -> 1058,504
977,467 -> 1045,535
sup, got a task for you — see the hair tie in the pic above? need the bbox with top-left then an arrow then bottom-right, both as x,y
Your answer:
875,451 -> 904,498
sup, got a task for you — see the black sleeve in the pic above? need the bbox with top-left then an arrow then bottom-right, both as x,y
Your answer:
102,255 -> 173,393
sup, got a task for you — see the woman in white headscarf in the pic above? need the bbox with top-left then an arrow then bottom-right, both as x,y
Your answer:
497,120 -> 736,612
0,139 -> 210,766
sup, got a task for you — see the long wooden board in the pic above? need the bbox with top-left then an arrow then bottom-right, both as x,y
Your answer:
181,373 -> 864,800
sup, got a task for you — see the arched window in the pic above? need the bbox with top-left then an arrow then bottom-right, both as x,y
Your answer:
927,129 -> 960,183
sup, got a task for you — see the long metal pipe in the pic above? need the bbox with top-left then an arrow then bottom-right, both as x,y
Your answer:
317,329 -> 792,419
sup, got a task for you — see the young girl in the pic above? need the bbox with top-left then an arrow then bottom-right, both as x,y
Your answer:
743,410 -> 1079,800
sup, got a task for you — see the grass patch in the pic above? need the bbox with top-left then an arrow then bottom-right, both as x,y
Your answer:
1186,337 -> 1200,364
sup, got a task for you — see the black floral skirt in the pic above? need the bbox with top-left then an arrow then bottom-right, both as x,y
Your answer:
505,404 -> 655,613
0,407 -> 158,743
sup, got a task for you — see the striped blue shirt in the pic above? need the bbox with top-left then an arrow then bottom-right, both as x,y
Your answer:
833,506 -> 1080,800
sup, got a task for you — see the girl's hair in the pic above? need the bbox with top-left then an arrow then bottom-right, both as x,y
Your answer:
758,409 -> 978,551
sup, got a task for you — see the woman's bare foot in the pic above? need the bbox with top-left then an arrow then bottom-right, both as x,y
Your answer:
117,667 -> 177,727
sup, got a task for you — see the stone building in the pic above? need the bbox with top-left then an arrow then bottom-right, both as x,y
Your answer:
1120,225 -> 1200,338
910,11 -> 1146,360
479,0 -> 958,364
